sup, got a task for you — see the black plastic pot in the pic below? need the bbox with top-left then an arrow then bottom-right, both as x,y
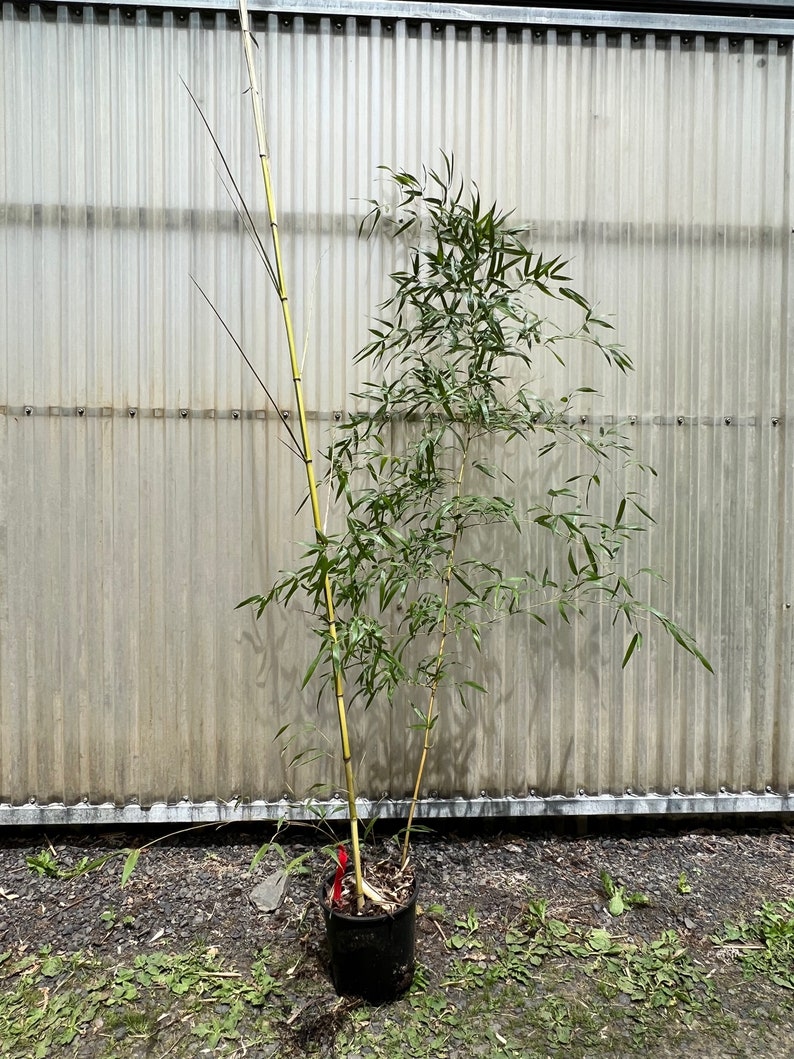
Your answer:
320,873 -> 418,1004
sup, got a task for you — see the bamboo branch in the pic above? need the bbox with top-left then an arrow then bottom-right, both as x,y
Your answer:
181,77 -> 278,292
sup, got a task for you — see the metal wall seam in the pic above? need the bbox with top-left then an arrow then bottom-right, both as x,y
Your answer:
778,24 -> 794,796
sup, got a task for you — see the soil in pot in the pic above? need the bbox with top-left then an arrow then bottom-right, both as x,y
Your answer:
320,862 -> 417,1004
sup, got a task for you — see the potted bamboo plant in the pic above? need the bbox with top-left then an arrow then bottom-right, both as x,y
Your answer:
232,1 -> 709,1005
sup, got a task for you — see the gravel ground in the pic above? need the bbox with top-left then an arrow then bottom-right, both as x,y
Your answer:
1,818 -> 793,1057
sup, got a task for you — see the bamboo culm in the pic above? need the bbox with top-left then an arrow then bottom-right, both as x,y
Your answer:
237,0 -> 364,910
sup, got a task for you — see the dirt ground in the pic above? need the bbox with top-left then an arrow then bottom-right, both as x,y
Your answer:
1,817 -> 793,1057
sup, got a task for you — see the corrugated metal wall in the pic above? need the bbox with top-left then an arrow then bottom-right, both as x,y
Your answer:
1,3 -> 792,820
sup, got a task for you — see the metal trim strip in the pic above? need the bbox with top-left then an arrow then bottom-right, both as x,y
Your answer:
2,792 -> 792,826
26,2 -> 794,38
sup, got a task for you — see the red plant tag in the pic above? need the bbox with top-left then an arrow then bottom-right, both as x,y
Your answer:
331,846 -> 348,903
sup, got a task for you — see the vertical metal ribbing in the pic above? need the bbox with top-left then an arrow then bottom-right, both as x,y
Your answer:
0,6 -> 791,812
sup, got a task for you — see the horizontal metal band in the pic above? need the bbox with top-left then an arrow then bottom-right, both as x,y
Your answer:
0,406 -> 784,427
0,405 -> 338,421
43,1 -> 794,39
1,790 -> 791,827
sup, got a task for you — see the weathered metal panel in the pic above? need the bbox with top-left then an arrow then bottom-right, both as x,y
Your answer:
0,4 -> 791,820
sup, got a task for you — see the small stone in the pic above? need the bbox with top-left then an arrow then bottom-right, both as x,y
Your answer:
250,869 -> 288,913
683,916 -> 696,930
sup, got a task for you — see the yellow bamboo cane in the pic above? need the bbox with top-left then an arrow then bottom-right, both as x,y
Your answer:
237,0 -> 364,910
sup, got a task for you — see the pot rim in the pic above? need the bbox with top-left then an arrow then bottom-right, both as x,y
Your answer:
319,868 -> 419,923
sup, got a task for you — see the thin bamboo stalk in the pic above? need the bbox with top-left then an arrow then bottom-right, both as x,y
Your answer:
237,0 -> 364,909
401,433 -> 473,868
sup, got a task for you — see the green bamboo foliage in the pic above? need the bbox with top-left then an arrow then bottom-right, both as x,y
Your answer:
256,158 -> 710,861
236,0 -> 364,909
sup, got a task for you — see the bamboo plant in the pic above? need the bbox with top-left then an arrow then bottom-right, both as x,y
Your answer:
229,4 -> 709,900
249,157 -> 711,872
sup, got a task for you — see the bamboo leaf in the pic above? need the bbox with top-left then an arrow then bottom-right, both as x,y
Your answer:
621,631 -> 642,668
250,842 -> 272,873
237,594 -> 264,610
120,849 -> 140,888
461,680 -> 487,694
